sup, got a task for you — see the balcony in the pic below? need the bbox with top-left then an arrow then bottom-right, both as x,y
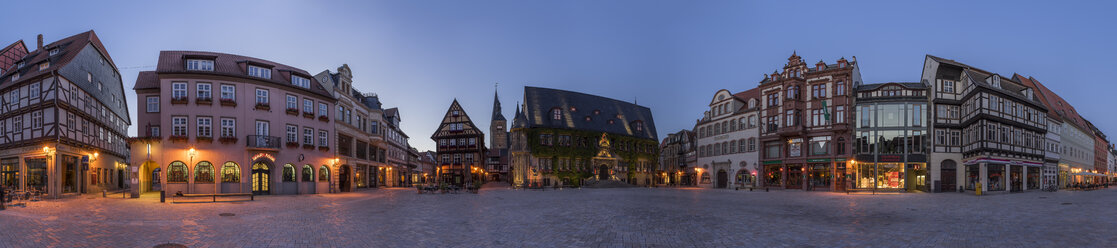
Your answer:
246,135 -> 281,150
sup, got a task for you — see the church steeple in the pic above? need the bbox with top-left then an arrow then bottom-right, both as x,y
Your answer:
492,89 -> 505,121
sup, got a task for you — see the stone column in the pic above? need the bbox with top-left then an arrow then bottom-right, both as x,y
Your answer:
1022,165 -> 1028,191
1005,165 -> 1012,192
979,162 -> 988,193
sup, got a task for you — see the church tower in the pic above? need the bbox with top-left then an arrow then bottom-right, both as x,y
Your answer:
490,89 -> 508,150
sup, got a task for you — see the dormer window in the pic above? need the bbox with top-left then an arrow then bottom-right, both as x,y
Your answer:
291,75 -> 311,88
39,62 -> 49,71
991,77 -> 1001,89
248,65 -> 271,79
17,61 -> 25,69
186,59 -> 214,71
49,49 -> 59,56
552,108 -> 562,120
633,121 -> 644,131
11,74 -> 19,82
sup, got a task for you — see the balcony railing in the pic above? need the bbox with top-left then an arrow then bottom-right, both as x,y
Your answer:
247,135 -> 281,149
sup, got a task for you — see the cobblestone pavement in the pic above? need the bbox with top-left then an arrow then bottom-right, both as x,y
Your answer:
2,186 -> 1117,248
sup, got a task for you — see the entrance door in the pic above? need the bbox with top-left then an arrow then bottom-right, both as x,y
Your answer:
716,170 -> 728,188
252,162 -> 270,195
598,165 -> 610,180
339,165 -> 351,192
941,160 -> 957,192
117,169 -> 124,189
150,168 -> 162,192
787,165 -> 803,189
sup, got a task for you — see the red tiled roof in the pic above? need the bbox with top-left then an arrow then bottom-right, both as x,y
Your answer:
133,71 -> 158,90
148,51 -> 334,99
1018,74 -> 1087,128
731,87 -> 761,111
0,40 -> 28,72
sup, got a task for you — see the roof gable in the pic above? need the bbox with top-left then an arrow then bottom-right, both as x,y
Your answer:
431,100 -> 484,139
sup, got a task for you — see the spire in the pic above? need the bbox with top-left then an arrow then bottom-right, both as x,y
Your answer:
492,87 -> 506,121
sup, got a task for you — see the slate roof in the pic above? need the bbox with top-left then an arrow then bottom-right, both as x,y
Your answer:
1,30 -> 130,123
1,31 -> 117,89
519,86 -> 657,140
492,90 -> 505,121
961,69 -> 1047,111
136,51 -> 334,99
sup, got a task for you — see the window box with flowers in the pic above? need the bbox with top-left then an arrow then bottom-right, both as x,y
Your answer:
171,97 -> 189,105
302,144 -> 315,150
318,115 -> 329,122
285,142 -> 300,148
318,146 -> 329,152
220,99 -> 237,107
196,136 -> 214,143
168,135 -> 188,143
254,103 -> 270,111
218,136 -> 238,144
302,112 -> 314,119
196,97 -> 213,105
286,108 -> 299,116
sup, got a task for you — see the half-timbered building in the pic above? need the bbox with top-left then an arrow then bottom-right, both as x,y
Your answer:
0,31 -> 131,198
922,55 -> 1048,193
431,100 -> 486,187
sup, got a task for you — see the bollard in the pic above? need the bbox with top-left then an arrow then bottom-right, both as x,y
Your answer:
160,191 -> 165,203
102,189 -> 107,198
765,187 -> 769,192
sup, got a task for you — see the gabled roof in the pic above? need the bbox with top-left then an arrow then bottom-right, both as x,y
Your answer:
1018,75 -> 1089,128
1,30 -> 117,89
141,51 -> 334,99
519,86 -> 657,140
0,40 -> 29,72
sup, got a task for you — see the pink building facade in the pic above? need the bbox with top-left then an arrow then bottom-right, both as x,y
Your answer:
129,51 -> 337,196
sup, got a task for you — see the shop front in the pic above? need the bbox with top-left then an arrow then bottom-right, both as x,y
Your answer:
806,162 -> 830,191
850,162 -> 905,191
762,162 -> 783,188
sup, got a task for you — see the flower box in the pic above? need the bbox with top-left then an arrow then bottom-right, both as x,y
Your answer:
219,136 -> 238,144
254,103 -> 270,111
302,112 -> 314,119
196,136 -> 214,143
168,135 -> 188,143
286,142 -> 300,148
220,99 -> 237,107
318,116 -> 329,122
318,146 -> 330,152
302,144 -> 315,150
286,108 -> 299,116
170,97 -> 188,105
195,97 -> 213,105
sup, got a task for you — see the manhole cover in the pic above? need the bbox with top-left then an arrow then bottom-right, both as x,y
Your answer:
153,243 -> 187,248
1061,202 -> 1072,205
219,213 -> 235,217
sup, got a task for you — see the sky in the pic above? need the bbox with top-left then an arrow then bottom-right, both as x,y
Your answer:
3,0 -> 1116,152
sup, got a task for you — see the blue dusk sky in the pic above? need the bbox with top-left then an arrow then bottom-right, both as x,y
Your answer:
2,0 -> 1115,151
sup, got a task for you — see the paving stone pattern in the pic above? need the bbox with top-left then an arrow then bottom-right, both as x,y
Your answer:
2,187 -> 1116,247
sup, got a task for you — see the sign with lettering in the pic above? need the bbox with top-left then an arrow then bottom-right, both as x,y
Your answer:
880,155 -> 902,162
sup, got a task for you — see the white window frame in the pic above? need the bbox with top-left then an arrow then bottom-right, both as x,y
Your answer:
172,82 -> 187,99
248,65 -> 271,79
196,83 -> 212,100
255,89 -> 269,104
318,130 -> 328,147
146,96 -> 159,113
303,99 -> 313,113
197,117 -> 212,137
292,75 -> 310,88
220,84 -> 235,100
318,102 -> 328,117
172,117 -> 188,136
286,95 -> 297,110
220,118 -> 236,138
303,127 -> 314,145
286,125 -> 298,143
186,59 -> 214,71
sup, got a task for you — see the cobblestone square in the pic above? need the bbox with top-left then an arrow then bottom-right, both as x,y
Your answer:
2,187 -> 1117,247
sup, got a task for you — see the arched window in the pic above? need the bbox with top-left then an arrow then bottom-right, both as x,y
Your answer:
194,161 -> 214,183
551,108 -> 562,120
318,166 -> 330,182
283,164 -> 296,182
167,161 -> 188,183
302,164 -> 314,182
713,143 -> 720,156
722,121 -> 729,133
730,140 -> 738,154
713,123 -> 721,135
221,162 -> 240,183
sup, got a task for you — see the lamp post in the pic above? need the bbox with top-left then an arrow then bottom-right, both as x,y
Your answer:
187,147 -> 198,194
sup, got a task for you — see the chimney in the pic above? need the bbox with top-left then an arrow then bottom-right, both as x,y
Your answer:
37,34 -> 43,50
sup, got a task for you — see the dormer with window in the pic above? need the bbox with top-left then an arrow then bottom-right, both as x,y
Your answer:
632,120 -> 645,132
990,76 -> 1001,89
551,108 -> 562,120
49,49 -> 59,56
248,65 -> 271,79
38,62 -> 49,71
17,61 -> 25,69
186,59 -> 214,71
292,75 -> 311,88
